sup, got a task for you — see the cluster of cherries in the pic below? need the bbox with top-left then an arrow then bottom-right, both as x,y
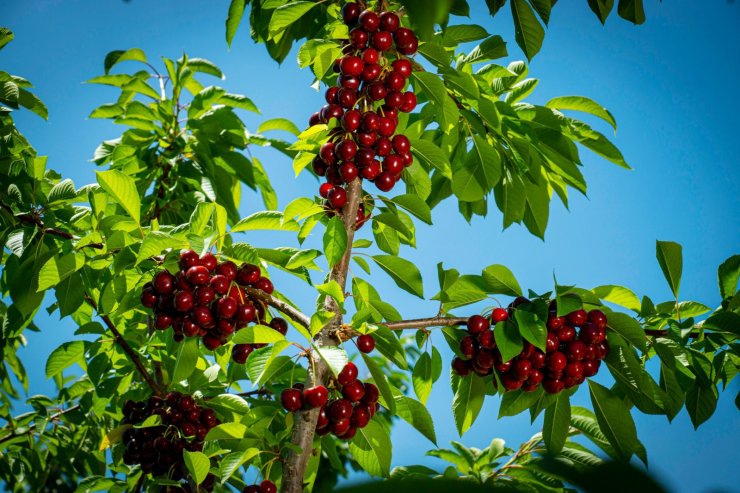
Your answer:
121,392 -> 219,488
281,362 -> 380,441
241,480 -> 277,493
452,299 -> 610,394
140,250 -> 275,351
309,2 -> 419,211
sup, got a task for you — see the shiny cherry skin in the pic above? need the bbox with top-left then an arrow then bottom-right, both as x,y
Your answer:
303,385 -> 329,409
357,334 -> 375,353
281,388 -> 303,412
152,271 -> 176,294
337,362 -> 358,385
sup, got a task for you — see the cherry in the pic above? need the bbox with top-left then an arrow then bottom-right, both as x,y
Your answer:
452,357 -> 472,376
530,350 -> 546,369
340,56 -> 364,77
338,362 -> 358,385
546,332 -> 559,352
375,172 -> 396,192
328,187 -> 348,208
495,360 -> 511,373
309,112 -> 321,126
583,359 -> 600,377
392,59 -> 412,78
339,74 -> 361,90
202,334 -> 221,350
385,91 -> 404,108
356,132 -> 377,148
527,369 -> 544,385
259,480 -> 277,493
383,155 -> 404,175
596,340 -> 609,360
319,183 -> 335,199
342,109 -> 361,132
501,373 -> 524,391
154,313 -> 173,330
478,330 -> 496,349
232,344 -> 253,364
400,151 -> 414,166
269,317 -> 289,335
281,388 -> 303,412
329,399 -> 353,421
209,274 -> 229,295
174,291 -> 194,312
357,334 -> 375,353
350,406 -> 370,428
363,48 -> 379,64
359,10 -> 380,31
330,418 -> 351,436
381,105 -> 398,119
349,28 -> 369,49
467,315 -> 490,334
325,86 -> 339,104
398,36 -> 418,55
543,379 -> 564,394
512,358 -> 532,381
476,350 -> 495,369
336,140 -> 358,161
362,111 -> 379,131
556,325 -> 576,343
460,335 -> 478,358
319,142 -> 336,165
583,343 -> 598,360
394,28 -> 415,47
579,322 -> 600,344
227,285 -> 246,304
152,271 -> 176,294
313,157 -> 327,177
391,134 -> 411,154
360,160 -> 381,180
340,162 -> 359,182
141,287 -> 158,309
303,385 -> 328,409
180,250 -> 200,270
192,306 -> 214,328
338,88 -> 358,108
256,277 -> 274,294
375,137 -> 392,156
355,148 -> 376,166
342,379 -> 365,402
214,297 -> 236,319
200,253 -> 218,271
547,352 -> 568,372
316,407 -> 330,429
342,3 -> 361,25
565,361 -> 584,379
185,265 -> 210,286
588,309 -> 608,330
362,382 -> 379,404
377,117 -> 397,137
367,82 -> 387,101
491,308 -> 509,323
400,91 -> 417,112
361,63 -> 381,82
566,340 -> 587,361
567,309 -> 588,327
379,11 -> 399,32
193,286 -> 215,306
372,31 -> 393,51
547,315 -> 565,331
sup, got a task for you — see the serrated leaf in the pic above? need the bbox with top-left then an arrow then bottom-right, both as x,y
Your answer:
412,352 -> 433,404
96,170 -> 141,224
392,391 -> 437,444
372,255 -> 424,299
206,394 -> 250,414
183,450 -> 210,485
591,285 -> 640,311
37,252 -> 86,292
514,308 -> 546,351
258,117 -> 300,136
316,346 -> 348,378
324,216 -> 348,268
231,211 -> 299,232
511,0 -> 544,60
391,194 -> 432,225
219,448 -> 259,483
349,419 -> 392,477
482,264 -> 522,296
268,1 -> 317,38
547,95 -> 617,131
45,341 -> 86,378
204,422 -> 247,440
372,326 -> 408,369
717,255 -> 740,300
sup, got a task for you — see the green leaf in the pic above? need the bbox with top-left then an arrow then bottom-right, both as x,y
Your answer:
606,312 -> 646,352
231,211 -> 299,232
685,383 -> 718,429
47,178 -> 77,203
391,194 -> 433,225
183,450 -> 210,485
373,221 -> 400,255
324,216 -> 348,268
258,117 -> 300,136
104,48 -> 147,74
0,28 -> 14,50
413,352 -> 434,404
514,308 -> 546,351
410,138 -> 452,179
498,388 -> 543,418
96,170 -> 141,225
412,72 -> 458,132
493,320 -> 523,363
317,280 -> 345,307
218,93 -> 260,113
268,1 -> 317,38
171,337 -> 199,383
232,325 -> 286,344
136,231 -> 188,265
349,419 -> 392,477
543,392 -> 571,454
442,24 -> 490,45
510,0 -> 545,60
392,392 -> 437,445
588,380 -> 638,460
463,35 -> 508,64
482,264 -> 522,297
206,394 -> 250,414
591,285 -> 640,311
718,255 -> 740,300
219,448 -> 259,483
372,326 -> 408,369
656,240 -> 682,299
452,373 -> 486,436
316,346 -> 348,378
204,422 -> 247,440
452,135 -> 501,202
372,255 -> 424,299
37,252 -> 86,292
225,0 -> 247,47
546,95 -> 617,131
362,352 -> 396,414
587,0 -> 615,24
45,341 -> 86,378
617,0 -> 645,24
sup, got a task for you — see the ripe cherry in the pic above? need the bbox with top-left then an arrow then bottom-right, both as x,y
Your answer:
152,271 -> 176,295
495,360 -> 511,373
342,380 -> 365,402
501,373 -> 524,391
479,330 -> 496,349
192,306 -> 214,327
256,277 -> 274,294
338,74 -> 360,90
350,406 -> 370,428
336,139 -> 358,161
583,359 -> 600,377
200,253 -> 218,271
566,340 -> 587,361
400,91 -> 417,112
341,3 -> 361,25
185,265 -> 210,286
232,344 -> 253,364
556,325 -> 576,343
303,385 -> 328,408
202,334 -> 221,350
361,63 -> 381,82
215,260 -> 237,281
543,379 -> 564,394
391,134 -> 410,154
174,291 -> 194,312
528,369 -> 544,385
565,361 -> 584,379
567,309 -> 588,327
360,161 -> 381,180
385,91 -> 404,108
394,28 -> 414,47
579,322 -> 600,344
260,480 -> 277,493
349,27 -> 368,49
452,357 -> 472,376
328,187 -> 348,208
140,287 -> 158,309
269,317 -> 288,335
512,358 -> 532,381
392,59 -> 412,78
491,308 -> 509,323
235,303 -> 256,324
362,382 -> 379,404
375,172 -> 396,192
588,309 -> 608,330
341,109 -> 361,132
359,10 -> 380,31
194,286 -> 215,305
154,313 -> 173,330
182,317 -> 199,337
180,249 -> 200,270
330,418 -> 351,436
316,407 -> 330,429
357,334 -> 375,353
467,315 -> 490,334
547,315 -> 565,331
361,111 -> 379,131
460,335 -> 478,358
363,48 -> 379,64
281,388 -> 303,412
340,56 -> 364,77
379,11 -> 399,32
325,86 -> 339,104
476,350 -> 495,369
375,137 -> 392,156
546,332 -> 559,352
355,148 -> 376,166
372,31 -> 393,51
329,399 -> 353,421
319,142 -> 336,165
530,350 -> 546,369
338,362 -> 358,385
383,155 -> 404,175
338,88 -> 358,108
398,36 -> 418,55
367,82 -> 387,101
209,274 -> 229,295
547,351 -> 568,372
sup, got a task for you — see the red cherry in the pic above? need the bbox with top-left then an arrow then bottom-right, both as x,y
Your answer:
329,399 -> 353,421
232,344 -> 253,364
460,335 -> 478,358
565,361 -> 584,379
336,140 -> 358,161
215,261 -> 237,282
547,315 -> 566,331
337,88 -> 358,108
530,350 -> 546,369
281,388 -> 303,412
375,172 -> 396,191
200,253 -> 218,271
235,303 -> 256,324
357,334 -> 375,353
367,82 -> 387,101
341,109 -> 361,132
217,319 -> 235,336
152,271 -> 176,294
567,309 -> 588,327
338,75 -> 360,90
192,305 -> 214,327
543,379 -> 565,394
154,312 -> 173,330
566,340 -> 587,361
361,111 -> 379,131
179,249 -> 200,270
303,385 -> 329,409
325,86 -> 339,104
383,155 -> 404,175
375,137 -> 392,157
546,332 -> 559,353
547,352 -> 568,372
350,406 -> 370,428
362,382 -> 379,404
340,56 -> 364,77
583,359 -> 600,377
379,11 -> 399,32
349,27 -> 368,49
194,286 -> 215,306
316,407 -> 330,429
527,369 -> 544,385
394,28 -> 414,46
330,418 -> 351,436
400,151 -> 413,166
452,357 -> 472,376
340,162 -> 359,183
467,315 -> 490,334
360,160 -> 381,180
476,350 -> 495,369
342,3 -> 361,25
319,142 -> 336,165
355,148 -> 376,166
209,274 -> 229,295
361,63 -> 381,82
391,134 -> 410,154
392,59 -> 412,78
319,183 -> 335,199
372,31 -> 393,51
226,285 -> 247,304
259,480 -> 277,493
309,112 -> 321,126
501,373 -> 524,391
313,157 -> 328,176
385,91 -> 404,108
215,297 -> 237,319
140,287 -> 158,309
185,265 -> 209,286
588,309 -> 608,330
174,291 -> 194,312
359,10 -> 380,31
328,187 -> 348,208
398,37 -> 418,55
269,317 -> 288,335
399,91 -> 417,112
202,334 -> 221,350
491,308 -> 509,323
342,380 -> 365,402
182,317 -> 199,337
512,359 -> 532,381
579,322 -> 600,344
338,362 -> 358,385
478,330 -> 496,349
256,277 -> 274,294
363,48 -> 379,64
556,326 -> 576,343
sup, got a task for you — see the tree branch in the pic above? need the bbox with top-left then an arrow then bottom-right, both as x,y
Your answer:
244,286 -> 311,328
1,203 -> 104,249
0,404 -> 81,446
282,178 -> 363,493
85,295 -> 163,396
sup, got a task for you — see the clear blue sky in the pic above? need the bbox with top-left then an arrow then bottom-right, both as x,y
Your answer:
4,1 -> 740,491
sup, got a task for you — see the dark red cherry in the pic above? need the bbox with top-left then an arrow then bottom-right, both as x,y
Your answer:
256,277 -> 274,294
360,160 -> 381,180
342,380 -> 365,402
478,330 -> 496,349
452,357 -> 472,376
375,172 -> 396,192
185,265 -> 209,286
565,361 -> 584,379
349,28 -> 369,49
316,407 -> 330,429
200,253 -> 218,271
330,418 -> 351,436
399,91 -> 417,112
385,91 -> 404,108
281,388 -> 303,412
377,117 -> 396,137
342,3 -> 361,25
325,86 -> 339,104
372,31 -> 393,51
379,11 -> 399,32
237,264 -> 260,286
491,308 -> 509,323
582,359 -> 600,377
398,36 -> 418,55
340,56 -> 364,77
356,132 -> 377,147
528,369 -> 544,385
375,137 -> 392,156
209,274 -> 229,295
355,148 -> 376,166
367,82 -> 387,101
361,63 -> 381,82
341,109 -> 361,132
361,111 -> 379,131
501,373 -> 524,391
179,250 -> 200,270
329,399 -> 353,421
357,334 -> 375,353
359,10 -> 380,31
546,332 -> 559,352
530,350 -> 546,369
140,287 -> 158,309
202,334 -> 221,350
383,155 -> 404,175
567,309 -> 588,327
350,406 -> 370,428
338,88 -> 358,109
512,358 -> 532,381
588,309 -> 608,330
338,74 -> 361,90
566,340 -> 587,361
460,335 -> 478,358
543,379 -> 565,394
391,134 -> 410,154
392,59 -> 412,78
232,344 -> 253,364
328,187 -> 348,208
194,286 -> 216,306
303,385 -> 328,409
467,315 -> 490,334
174,290 -> 194,312
152,271 -> 176,294
547,351 -> 568,372
556,326 -> 576,343
338,362 -> 358,386
340,162 -> 359,182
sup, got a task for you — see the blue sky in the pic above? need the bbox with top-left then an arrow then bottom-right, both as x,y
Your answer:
4,0 -> 740,491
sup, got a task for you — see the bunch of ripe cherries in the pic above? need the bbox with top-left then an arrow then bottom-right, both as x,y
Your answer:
452,299 -> 610,394
309,2 -> 419,218
121,392 -> 219,488
140,250 -> 277,351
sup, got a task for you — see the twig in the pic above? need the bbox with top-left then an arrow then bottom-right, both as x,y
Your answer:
244,287 -> 311,328
0,404 -> 81,446
85,295 -> 163,396
1,203 -> 105,249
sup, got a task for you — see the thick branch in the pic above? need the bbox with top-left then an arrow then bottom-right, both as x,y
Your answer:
244,286 -> 311,328
85,295 -> 163,396
282,178 -> 363,493
0,404 -> 81,446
